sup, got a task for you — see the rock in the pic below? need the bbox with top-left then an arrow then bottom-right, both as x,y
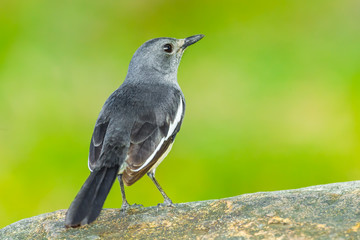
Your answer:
1,181 -> 360,239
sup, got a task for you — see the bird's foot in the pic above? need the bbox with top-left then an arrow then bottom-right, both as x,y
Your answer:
157,199 -> 174,208
120,201 -> 130,212
131,203 -> 144,208
121,202 -> 143,213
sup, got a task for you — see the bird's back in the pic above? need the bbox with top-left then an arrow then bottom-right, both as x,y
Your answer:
91,82 -> 185,185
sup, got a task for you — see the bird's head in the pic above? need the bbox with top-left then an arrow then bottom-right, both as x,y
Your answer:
126,35 -> 204,82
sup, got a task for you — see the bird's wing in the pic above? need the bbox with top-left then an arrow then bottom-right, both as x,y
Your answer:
88,120 -> 110,171
122,96 -> 184,186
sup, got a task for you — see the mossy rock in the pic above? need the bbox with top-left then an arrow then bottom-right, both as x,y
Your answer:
2,181 -> 360,239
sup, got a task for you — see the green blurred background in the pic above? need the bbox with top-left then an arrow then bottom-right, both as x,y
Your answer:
1,0 -> 360,228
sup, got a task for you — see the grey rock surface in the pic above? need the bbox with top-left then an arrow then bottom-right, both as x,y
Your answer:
1,181 -> 360,239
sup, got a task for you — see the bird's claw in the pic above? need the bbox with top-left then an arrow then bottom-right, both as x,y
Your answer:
157,199 -> 174,208
120,201 -> 130,212
121,202 -> 144,213
131,203 -> 144,208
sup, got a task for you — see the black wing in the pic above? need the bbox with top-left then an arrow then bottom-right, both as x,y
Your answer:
122,97 -> 184,186
88,120 -> 110,171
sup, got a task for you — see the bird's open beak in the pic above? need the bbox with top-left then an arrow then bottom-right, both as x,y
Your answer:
181,34 -> 205,50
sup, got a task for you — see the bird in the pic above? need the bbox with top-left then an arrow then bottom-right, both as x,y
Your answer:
65,34 -> 204,228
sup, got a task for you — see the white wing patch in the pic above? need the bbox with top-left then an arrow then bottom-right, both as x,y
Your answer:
149,142 -> 174,174
166,98 -> 183,139
132,97 -> 183,172
88,155 -> 93,172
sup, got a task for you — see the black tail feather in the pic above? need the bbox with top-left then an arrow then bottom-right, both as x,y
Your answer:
65,165 -> 119,227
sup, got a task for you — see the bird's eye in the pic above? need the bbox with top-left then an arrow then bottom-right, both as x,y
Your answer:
163,43 -> 173,53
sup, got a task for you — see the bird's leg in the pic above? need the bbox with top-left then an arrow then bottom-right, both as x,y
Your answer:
118,174 -> 130,211
147,171 -> 174,207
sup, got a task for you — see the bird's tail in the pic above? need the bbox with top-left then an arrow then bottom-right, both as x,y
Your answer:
65,165 -> 119,228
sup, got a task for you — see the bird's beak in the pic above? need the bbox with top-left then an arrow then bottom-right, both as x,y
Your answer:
181,34 -> 205,50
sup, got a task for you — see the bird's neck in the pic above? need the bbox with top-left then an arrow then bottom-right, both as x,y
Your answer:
124,65 -> 178,85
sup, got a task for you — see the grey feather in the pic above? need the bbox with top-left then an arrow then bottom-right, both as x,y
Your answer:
67,34 -> 204,227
